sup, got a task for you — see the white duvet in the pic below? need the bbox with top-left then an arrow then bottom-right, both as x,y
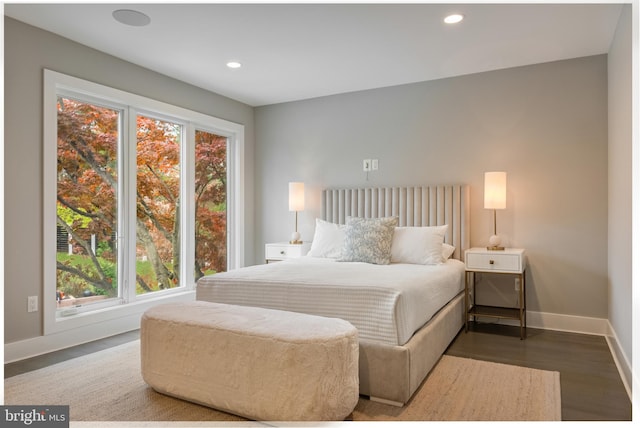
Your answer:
196,257 -> 465,346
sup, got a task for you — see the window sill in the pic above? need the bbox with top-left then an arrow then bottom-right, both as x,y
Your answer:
45,289 -> 196,335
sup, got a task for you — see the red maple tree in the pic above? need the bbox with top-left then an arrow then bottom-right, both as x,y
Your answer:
56,98 -> 226,298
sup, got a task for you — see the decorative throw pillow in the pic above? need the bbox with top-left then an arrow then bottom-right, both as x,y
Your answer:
340,216 -> 398,265
308,218 -> 346,259
391,225 -> 449,265
442,243 -> 456,260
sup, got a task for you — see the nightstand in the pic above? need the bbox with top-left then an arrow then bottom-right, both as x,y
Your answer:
265,242 -> 311,263
464,247 -> 527,339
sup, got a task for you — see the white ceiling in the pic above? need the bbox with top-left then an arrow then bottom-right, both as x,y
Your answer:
4,3 -> 624,107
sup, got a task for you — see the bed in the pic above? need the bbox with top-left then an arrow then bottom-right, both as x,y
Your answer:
196,185 -> 469,406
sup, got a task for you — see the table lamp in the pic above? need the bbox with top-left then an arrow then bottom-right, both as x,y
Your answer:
289,182 -> 304,244
484,172 -> 506,250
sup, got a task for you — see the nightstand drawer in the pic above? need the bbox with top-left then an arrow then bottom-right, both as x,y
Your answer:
466,252 -> 523,273
266,244 -> 297,259
265,242 -> 311,261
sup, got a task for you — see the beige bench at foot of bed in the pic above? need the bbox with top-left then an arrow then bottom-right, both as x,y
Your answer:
140,301 -> 359,422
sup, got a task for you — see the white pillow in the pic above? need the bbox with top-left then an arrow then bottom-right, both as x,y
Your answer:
307,219 -> 346,259
391,225 -> 449,265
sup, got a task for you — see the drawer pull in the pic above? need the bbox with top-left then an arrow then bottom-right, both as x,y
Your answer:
280,250 -> 285,255
489,260 -> 495,265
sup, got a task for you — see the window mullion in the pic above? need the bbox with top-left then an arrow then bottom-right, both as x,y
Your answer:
183,124 -> 196,289
123,107 -> 138,303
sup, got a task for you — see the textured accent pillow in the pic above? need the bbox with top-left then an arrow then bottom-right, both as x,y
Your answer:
340,216 -> 398,265
391,225 -> 449,265
308,218 -> 346,259
442,243 -> 456,260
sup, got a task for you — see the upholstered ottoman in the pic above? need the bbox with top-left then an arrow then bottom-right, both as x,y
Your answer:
140,301 -> 359,421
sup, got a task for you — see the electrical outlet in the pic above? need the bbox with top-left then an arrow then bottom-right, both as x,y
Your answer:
372,159 -> 379,171
514,278 -> 521,292
28,295 -> 38,313
363,159 -> 371,172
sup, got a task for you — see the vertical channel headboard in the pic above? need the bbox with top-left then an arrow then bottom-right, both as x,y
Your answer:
321,185 -> 470,260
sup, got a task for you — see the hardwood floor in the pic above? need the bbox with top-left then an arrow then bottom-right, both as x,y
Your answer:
445,322 -> 632,421
5,324 -> 632,421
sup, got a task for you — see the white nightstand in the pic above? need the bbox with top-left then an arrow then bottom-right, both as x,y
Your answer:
265,242 -> 311,263
464,247 -> 527,339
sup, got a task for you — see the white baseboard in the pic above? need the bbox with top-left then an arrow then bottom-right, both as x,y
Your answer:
475,309 -> 609,335
5,292 -> 196,363
604,321 -> 633,401
525,310 -> 610,335
5,314 -> 141,364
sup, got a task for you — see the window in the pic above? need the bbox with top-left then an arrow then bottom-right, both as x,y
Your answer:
194,130 -> 228,280
44,70 -> 244,334
56,97 -> 121,310
135,114 -> 183,296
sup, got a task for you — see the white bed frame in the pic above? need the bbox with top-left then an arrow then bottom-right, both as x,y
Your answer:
322,185 -> 469,406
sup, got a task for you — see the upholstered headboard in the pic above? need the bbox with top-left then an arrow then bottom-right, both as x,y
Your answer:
321,185 -> 469,260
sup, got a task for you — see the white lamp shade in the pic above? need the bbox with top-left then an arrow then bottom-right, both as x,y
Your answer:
288,182 -> 305,212
484,172 -> 506,210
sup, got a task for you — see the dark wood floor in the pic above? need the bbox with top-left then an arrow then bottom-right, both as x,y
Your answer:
5,323 -> 632,421
445,322 -> 632,421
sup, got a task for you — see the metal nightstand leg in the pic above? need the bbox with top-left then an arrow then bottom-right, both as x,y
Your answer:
519,271 -> 526,340
464,271 -> 469,332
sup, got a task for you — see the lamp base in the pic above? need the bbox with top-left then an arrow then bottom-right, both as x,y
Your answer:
487,234 -> 504,251
290,231 -> 302,245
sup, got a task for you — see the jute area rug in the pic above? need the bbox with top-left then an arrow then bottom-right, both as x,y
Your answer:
5,340 -> 561,424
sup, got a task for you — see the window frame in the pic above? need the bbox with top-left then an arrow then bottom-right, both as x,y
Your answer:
43,69 -> 245,334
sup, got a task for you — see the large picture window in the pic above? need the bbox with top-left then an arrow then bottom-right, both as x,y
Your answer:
44,70 -> 244,333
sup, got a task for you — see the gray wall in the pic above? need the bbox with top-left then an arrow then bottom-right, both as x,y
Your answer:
255,55 -> 609,319
4,17 -> 256,343
5,14 -> 628,347
607,5 -> 632,365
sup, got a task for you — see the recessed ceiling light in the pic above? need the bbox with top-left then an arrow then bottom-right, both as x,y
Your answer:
113,9 -> 151,27
444,14 -> 464,24
226,62 -> 242,69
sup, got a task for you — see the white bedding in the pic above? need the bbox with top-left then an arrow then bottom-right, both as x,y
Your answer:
196,257 -> 464,346
196,257 -> 464,345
